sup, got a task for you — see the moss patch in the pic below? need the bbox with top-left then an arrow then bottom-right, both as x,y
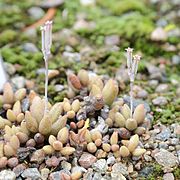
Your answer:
97,0 -> 149,15
0,30 -> 17,46
1,46 -> 42,78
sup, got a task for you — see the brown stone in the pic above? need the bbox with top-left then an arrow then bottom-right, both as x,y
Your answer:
7,157 -> 18,168
45,156 -> 60,167
13,163 -> 27,177
0,157 -> 7,169
30,149 -> 45,164
118,128 -> 131,140
78,153 -> 97,169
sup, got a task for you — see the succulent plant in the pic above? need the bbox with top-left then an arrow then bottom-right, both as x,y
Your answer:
102,79 -> 119,106
106,102 -> 147,133
0,67 -> 147,169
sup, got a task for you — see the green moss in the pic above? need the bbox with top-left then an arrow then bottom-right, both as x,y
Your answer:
77,12 -> 154,41
152,96 -> 180,125
53,0 -> 81,32
1,46 -> 42,78
138,60 -> 146,72
99,51 -> 123,73
139,164 -> 163,180
53,91 -> 67,103
0,1 -> 34,31
0,5 -> 21,28
174,167 -> 180,179
0,30 -> 17,46
97,0 -> 148,15
100,13 -> 153,37
149,164 -> 163,179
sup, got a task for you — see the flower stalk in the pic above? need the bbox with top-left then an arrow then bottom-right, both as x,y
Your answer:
40,20 -> 53,114
125,48 -> 141,117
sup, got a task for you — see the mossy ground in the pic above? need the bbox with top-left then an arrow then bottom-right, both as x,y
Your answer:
139,163 -> 180,180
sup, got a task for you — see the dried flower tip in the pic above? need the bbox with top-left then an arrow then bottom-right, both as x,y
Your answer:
131,54 -> 141,78
125,47 -> 133,69
133,54 -> 141,61
125,47 -> 133,53
40,20 -> 53,58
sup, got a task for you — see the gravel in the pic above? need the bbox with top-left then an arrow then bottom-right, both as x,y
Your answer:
0,170 -> 16,180
61,160 -> 72,171
155,84 -> 169,93
137,89 -> 148,99
11,76 -> 25,89
92,159 -> 108,173
163,173 -> 175,180
107,156 -> 116,165
40,168 -> 50,180
152,96 -> 168,106
155,128 -> 171,141
39,0 -> 64,8
30,149 -> 45,164
21,168 -> 41,180
172,55 -> 180,65
13,164 -> 27,177
154,149 -> 178,167
112,163 -> 128,176
79,153 -> 97,169
28,7 -> 45,20
96,116 -> 109,134
139,166 -> 154,177
22,43 -> 38,53
4,62 -> 16,75
151,27 -> 167,41
105,35 -> 120,46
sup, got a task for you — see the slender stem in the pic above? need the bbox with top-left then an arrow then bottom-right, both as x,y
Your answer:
44,58 -> 48,114
130,80 -> 133,118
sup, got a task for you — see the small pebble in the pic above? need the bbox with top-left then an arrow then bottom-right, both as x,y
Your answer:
163,173 -> 174,180
28,7 -> 45,20
0,170 -> 16,180
152,96 -> 168,106
0,157 -> 7,169
137,89 -> 148,99
45,156 -> 60,167
148,80 -> 158,88
61,161 -> 72,171
7,157 -> 18,168
79,153 -> 97,169
13,163 -> 27,177
30,149 -> 45,164
22,168 -> 41,179
4,62 -> 16,75
154,149 -> 178,168
11,76 -> 25,89
41,168 -> 50,180
155,84 -> 169,93
151,27 -> 167,41
22,43 -> 38,53
92,159 -> 108,173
